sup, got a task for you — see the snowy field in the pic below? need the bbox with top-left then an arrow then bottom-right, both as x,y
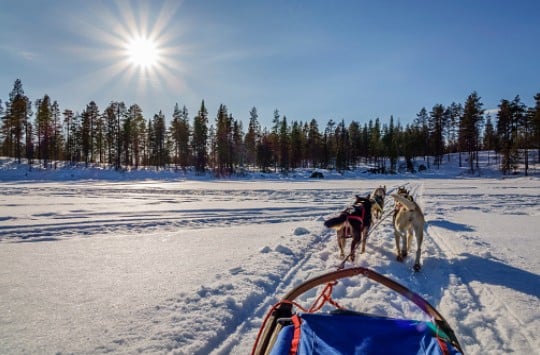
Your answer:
0,158 -> 539,354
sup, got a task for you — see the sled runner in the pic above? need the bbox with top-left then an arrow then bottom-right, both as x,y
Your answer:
251,267 -> 463,355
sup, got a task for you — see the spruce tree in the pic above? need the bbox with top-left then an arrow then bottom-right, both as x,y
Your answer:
532,93 -> 540,164
35,95 -> 53,168
290,120 -> 303,170
278,115 -> 289,171
306,119 -> 322,168
429,104 -> 446,169
215,104 -> 231,175
244,107 -> 260,168
192,100 -> 208,173
3,79 -> 31,162
460,91 -> 484,173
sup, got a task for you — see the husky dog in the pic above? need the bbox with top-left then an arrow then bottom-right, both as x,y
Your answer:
393,186 -> 412,220
391,193 -> 425,272
370,185 -> 386,219
324,195 -> 373,262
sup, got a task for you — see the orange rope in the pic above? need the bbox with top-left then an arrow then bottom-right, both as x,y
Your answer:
308,281 -> 343,312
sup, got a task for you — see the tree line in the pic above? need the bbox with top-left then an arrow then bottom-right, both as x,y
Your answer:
1,79 -> 539,176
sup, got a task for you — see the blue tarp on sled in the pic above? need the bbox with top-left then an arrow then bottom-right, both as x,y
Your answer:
270,313 -> 461,355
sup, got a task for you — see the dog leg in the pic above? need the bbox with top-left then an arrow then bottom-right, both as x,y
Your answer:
401,230 -> 408,259
406,227 -> 414,256
360,227 -> 367,254
337,229 -> 345,258
413,227 -> 424,272
394,230 -> 404,262
350,229 -> 361,262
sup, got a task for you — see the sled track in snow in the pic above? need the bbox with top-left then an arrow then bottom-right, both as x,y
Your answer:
0,185 -> 360,242
209,183 -> 410,354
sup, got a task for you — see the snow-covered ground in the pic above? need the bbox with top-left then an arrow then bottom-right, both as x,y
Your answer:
0,156 -> 539,354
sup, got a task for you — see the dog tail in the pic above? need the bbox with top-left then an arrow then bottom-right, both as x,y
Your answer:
324,214 -> 347,229
391,193 -> 417,211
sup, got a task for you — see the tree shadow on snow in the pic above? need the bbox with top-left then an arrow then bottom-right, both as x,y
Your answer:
428,219 -> 475,232
426,253 -> 540,300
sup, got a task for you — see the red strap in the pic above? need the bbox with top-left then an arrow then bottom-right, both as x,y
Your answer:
290,315 -> 302,355
347,204 -> 365,225
436,336 -> 450,355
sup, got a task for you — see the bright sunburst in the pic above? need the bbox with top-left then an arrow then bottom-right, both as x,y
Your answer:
126,36 -> 160,68
74,1 -> 187,98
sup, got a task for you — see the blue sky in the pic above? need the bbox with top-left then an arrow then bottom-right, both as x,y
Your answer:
1,0 -> 539,129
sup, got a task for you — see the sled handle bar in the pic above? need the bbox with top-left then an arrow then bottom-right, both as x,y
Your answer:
280,267 -> 463,352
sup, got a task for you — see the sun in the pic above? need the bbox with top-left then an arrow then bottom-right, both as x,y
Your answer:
126,36 -> 160,68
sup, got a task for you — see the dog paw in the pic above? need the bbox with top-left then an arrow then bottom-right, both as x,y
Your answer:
396,255 -> 403,262
413,264 -> 421,272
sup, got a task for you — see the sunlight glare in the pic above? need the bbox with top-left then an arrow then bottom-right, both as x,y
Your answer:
127,36 -> 159,68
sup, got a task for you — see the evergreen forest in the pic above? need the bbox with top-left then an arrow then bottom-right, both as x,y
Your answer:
1,79 -> 539,176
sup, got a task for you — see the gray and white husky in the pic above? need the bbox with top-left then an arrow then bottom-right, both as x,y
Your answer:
391,193 -> 425,272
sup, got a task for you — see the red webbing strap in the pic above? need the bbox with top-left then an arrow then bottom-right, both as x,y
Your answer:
308,281 -> 343,313
436,335 -> 450,355
346,204 -> 365,226
250,300 -> 308,355
289,315 -> 302,355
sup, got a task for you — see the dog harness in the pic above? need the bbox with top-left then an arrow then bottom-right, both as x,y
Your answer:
346,204 -> 365,225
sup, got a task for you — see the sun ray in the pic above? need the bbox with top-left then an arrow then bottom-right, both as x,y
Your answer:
60,1 -> 190,114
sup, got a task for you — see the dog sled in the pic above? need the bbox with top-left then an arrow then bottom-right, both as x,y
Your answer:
251,267 -> 463,354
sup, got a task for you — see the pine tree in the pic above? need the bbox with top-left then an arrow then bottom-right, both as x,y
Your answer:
35,95 -> 53,168
334,120 -> 349,172
192,100 -> 208,173
94,111 -> 105,165
3,79 -> 31,162
445,102 -> 463,156
232,118 -> 244,170
532,93 -> 540,164
382,116 -> 399,172
63,109 -> 74,164
244,107 -> 260,168
150,111 -> 167,169
86,101 -> 99,164
278,115 -> 289,171
290,120 -> 303,170
460,92 -> 484,172
511,95 -> 529,175
124,104 -> 144,167
482,115 -> 497,166
103,103 -> 119,166
429,104 -> 446,169
348,121 -> 361,168
322,120 -> 336,169
414,107 -> 430,167
306,119 -> 322,168
51,100 -> 63,168
115,102 -> 126,170
256,129 -> 273,172
215,104 -> 232,175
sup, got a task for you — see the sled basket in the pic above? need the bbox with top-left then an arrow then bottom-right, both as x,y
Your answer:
251,267 -> 463,355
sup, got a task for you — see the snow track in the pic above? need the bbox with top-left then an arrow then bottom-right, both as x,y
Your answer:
1,178 -> 538,354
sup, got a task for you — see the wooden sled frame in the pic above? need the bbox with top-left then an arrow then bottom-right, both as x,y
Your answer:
251,267 -> 463,354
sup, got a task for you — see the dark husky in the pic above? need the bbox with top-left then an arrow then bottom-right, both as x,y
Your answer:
324,195 -> 373,262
